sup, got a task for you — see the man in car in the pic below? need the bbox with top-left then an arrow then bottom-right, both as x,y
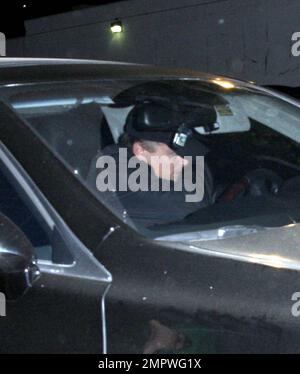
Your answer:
87,99 -> 215,227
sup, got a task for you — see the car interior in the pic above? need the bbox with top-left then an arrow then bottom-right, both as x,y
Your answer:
5,80 -> 300,239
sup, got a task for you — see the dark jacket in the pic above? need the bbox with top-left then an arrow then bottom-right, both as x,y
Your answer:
87,144 -> 213,227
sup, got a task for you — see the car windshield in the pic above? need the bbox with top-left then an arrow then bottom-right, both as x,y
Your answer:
3,78 -> 300,240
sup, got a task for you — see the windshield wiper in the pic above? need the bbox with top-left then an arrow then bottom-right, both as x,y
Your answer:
155,225 -> 267,242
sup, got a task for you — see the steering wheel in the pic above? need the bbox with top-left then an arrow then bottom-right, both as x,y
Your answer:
219,168 -> 283,202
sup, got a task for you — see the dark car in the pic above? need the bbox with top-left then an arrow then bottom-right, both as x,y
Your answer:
1,58 -> 300,354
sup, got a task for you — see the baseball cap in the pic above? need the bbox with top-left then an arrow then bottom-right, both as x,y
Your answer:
124,99 -> 217,156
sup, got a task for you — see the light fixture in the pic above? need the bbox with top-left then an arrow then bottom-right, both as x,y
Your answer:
110,19 -> 123,33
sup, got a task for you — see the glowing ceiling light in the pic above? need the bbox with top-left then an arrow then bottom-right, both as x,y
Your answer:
110,19 -> 123,33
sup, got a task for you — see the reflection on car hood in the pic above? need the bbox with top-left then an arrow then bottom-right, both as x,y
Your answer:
158,223 -> 300,271
156,225 -> 266,242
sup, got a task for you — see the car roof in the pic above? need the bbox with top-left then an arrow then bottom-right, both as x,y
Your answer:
0,57 -> 135,68
0,57 -> 246,86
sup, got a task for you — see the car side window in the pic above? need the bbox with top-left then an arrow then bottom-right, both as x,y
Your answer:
0,166 -> 52,261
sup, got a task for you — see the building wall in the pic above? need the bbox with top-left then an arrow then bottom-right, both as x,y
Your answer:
7,0 -> 300,85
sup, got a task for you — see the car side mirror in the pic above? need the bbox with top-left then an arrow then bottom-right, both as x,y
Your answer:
0,213 -> 40,300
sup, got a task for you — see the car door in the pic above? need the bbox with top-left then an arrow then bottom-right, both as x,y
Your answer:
96,224 -> 300,354
0,116 -> 111,353
1,77 -> 300,355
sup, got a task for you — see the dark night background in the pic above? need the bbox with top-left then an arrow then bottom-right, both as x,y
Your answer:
0,0 -> 126,38
2,0 -> 299,86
